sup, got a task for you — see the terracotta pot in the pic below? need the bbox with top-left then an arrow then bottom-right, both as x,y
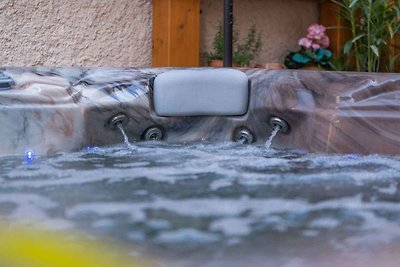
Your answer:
208,60 -> 243,68
254,63 -> 285,70
208,60 -> 223,67
301,65 -> 324,70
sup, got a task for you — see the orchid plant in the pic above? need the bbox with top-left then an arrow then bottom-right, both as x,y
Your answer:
284,24 -> 333,69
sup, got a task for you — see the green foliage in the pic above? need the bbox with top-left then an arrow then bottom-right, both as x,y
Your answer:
284,48 -> 333,69
233,24 -> 262,67
330,0 -> 400,72
205,23 -> 224,61
205,22 -> 262,66
205,22 -> 239,62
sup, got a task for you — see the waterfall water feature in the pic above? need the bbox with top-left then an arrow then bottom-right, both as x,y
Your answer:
265,126 -> 281,149
116,123 -> 135,149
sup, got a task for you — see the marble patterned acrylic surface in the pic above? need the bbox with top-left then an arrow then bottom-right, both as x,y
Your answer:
0,67 -> 400,156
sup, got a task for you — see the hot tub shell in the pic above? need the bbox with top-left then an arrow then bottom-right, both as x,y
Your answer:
0,67 -> 399,155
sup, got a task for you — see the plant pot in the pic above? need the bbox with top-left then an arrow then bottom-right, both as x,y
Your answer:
208,60 -> 243,68
301,65 -> 325,71
254,63 -> 285,70
208,60 -> 223,67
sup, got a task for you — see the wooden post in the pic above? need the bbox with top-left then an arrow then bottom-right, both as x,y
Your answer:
152,0 -> 200,67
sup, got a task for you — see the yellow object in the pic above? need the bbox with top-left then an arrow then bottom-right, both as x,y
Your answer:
0,224 -> 145,267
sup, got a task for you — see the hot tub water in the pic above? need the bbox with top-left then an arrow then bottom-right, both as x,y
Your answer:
1,142 -> 400,266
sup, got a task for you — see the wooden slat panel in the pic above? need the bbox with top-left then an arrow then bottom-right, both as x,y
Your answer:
387,0 -> 399,71
320,0 -> 351,58
152,0 -> 170,67
169,0 -> 200,66
388,37 -> 400,72
152,0 -> 200,67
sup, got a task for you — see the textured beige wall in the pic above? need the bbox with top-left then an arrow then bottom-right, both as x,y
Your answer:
0,0 -> 318,67
200,0 -> 320,65
0,0 -> 152,67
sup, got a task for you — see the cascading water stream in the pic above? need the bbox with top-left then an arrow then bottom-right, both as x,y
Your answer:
265,126 -> 281,149
238,137 -> 247,145
116,123 -> 135,149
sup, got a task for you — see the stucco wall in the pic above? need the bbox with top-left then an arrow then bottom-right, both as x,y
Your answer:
0,0 -> 318,67
200,0 -> 320,65
0,0 -> 152,67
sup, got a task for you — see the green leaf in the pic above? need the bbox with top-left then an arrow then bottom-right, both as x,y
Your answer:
324,49 -> 333,59
330,0 -> 349,10
394,6 -> 400,19
304,49 -> 316,59
370,45 -> 379,57
343,41 -> 353,55
292,53 -> 311,64
351,34 -> 365,43
284,52 -> 304,69
349,0 -> 359,9
387,54 -> 399,72
315,49 -> 324,61
387,23 -> 394,39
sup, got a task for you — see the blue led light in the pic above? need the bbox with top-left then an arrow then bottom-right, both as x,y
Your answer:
85,146 -> 98,153
24,149 -> 35,164
346,153 -> 359,160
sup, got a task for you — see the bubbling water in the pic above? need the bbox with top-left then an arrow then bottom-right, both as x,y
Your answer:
1,142 -> 400,267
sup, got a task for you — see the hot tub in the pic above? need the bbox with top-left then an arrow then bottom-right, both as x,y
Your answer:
0,67 -> 399,155
1,67 -> 400,267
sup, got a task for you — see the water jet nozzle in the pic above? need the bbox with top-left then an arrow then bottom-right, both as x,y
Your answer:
142,126 -> 164,141
106,113 -> 129,130
269,117 -> 290,134
0,72 -> 14,90
233,127 -> 255,144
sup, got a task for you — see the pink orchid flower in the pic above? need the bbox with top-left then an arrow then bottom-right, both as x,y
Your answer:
311,43 -> 321,50
298,24 -> 330,50
298,38 -> 312,49
318,35 -> 330,48
307,24 -> 326,40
